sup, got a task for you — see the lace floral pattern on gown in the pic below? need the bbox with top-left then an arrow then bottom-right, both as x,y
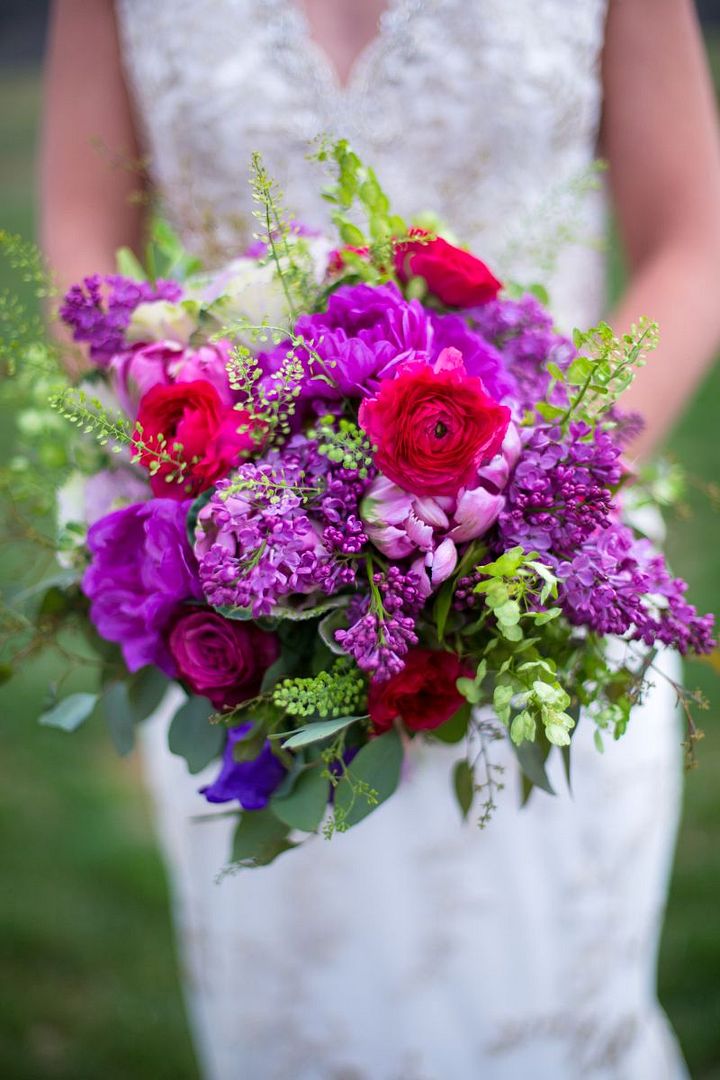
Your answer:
115,1 -> 689,1076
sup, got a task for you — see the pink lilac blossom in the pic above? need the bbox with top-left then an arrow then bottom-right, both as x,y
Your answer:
60,275 -> 183,367
334,567 -> 423,681
82,499 -> 202,675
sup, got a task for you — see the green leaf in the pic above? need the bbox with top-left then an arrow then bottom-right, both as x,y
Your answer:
115,246 -> 148,281
335,729 -> 403,828
271,766 -> 329,832
433,579 -> 454,642
453,759 -> 475,820
318,607 -> 350,656
274,596 -> 349,621
168,696 -> 225,773
231,722 -> 267,762
127,666 -> 170,721
0,662 -> 13,686
215,604 -> 254,621
231,810 -> 292,867
280,715 -> 362,750
594,729 -> 605,754
432,701 -> 471,744
39,692 -> 98,733
456,676 -> 482,705
513,738 -> 556,798
338,222 -> 366,247
101,682 -> 136,756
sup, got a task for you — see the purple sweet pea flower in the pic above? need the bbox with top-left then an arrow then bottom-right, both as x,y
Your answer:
200,724 -> 287,810
82,499 -> 202,674
110,339 -> 235,416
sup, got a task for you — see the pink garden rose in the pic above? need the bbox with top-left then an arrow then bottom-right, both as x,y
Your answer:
111,339 -> 235,415
168,609 -> 279,709
358,348 -> 511,498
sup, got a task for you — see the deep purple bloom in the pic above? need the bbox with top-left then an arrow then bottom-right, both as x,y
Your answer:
200,724 -> 286,810
429,311 -> 515,402
82,499 -> 202,674
60,274 -> 182,366
261,282 -> 432,406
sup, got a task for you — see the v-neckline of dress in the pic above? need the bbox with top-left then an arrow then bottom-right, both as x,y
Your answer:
280,0 -> 414,96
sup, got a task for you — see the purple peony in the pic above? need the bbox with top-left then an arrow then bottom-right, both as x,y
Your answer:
200,724 -> 286,810
60,274 -> 183,367
82,499 -> 202,674
168,609 -> 279,709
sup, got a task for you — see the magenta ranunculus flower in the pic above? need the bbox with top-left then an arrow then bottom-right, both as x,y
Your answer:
359,347 -> 511,498
82,499 -> 202,675
111,339 -> 235,416
168,609 -> 279,709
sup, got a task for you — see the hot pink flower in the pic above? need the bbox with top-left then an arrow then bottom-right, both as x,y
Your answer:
359,348 -> 511,498
111,339 -> 235,416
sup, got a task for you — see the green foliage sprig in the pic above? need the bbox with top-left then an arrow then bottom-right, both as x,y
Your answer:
272,659 -> 367,719
538,317 -> 659,431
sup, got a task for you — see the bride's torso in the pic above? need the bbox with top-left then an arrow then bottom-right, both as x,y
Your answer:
116,0 -> 609,329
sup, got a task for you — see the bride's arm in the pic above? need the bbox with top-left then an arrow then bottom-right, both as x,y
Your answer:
602,0 -> 720,461
40,0 -> 145,285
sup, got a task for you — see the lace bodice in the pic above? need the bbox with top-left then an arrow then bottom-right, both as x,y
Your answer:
116,0 -> 609,329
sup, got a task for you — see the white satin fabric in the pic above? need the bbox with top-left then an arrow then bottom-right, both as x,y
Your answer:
116,1 -> 689,1075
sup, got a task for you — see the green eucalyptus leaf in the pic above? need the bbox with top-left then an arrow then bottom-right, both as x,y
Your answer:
39,692 -> 98,733
231,810 -> 292,867
453,759 -> 475,820
318,607 -> 349,656
335,728 -> 403,828
101,682 -> 136,755
271,766 -> 329,832
127,666 -> 170,721
280,715 -> 362,750
168,696 -> 225,773
432,701 -> 471,744
513,737 -> 556,798
456,676 -> 482,705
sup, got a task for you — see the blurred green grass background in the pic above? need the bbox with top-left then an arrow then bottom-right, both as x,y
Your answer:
1,49 -> 720,1079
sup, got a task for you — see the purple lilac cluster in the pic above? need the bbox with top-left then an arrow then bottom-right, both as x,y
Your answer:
60,274 -> 183,365
335,567 -> 423,681
558,524 -> 715,654
471,293 -> 575,410
498,423 -> 623,558
195,437 -> 370,617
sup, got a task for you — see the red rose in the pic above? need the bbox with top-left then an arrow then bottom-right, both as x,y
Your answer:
369,648 -> 468,733
359,347 -> 510,497
394,230 -> 502,308
134,380 -> 256,499
168,609 -> 279,709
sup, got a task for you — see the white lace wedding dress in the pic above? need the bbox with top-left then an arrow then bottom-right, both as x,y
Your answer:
116,1 -> 688,1076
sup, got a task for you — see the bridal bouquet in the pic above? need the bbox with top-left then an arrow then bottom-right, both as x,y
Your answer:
2,141 -> 714,866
